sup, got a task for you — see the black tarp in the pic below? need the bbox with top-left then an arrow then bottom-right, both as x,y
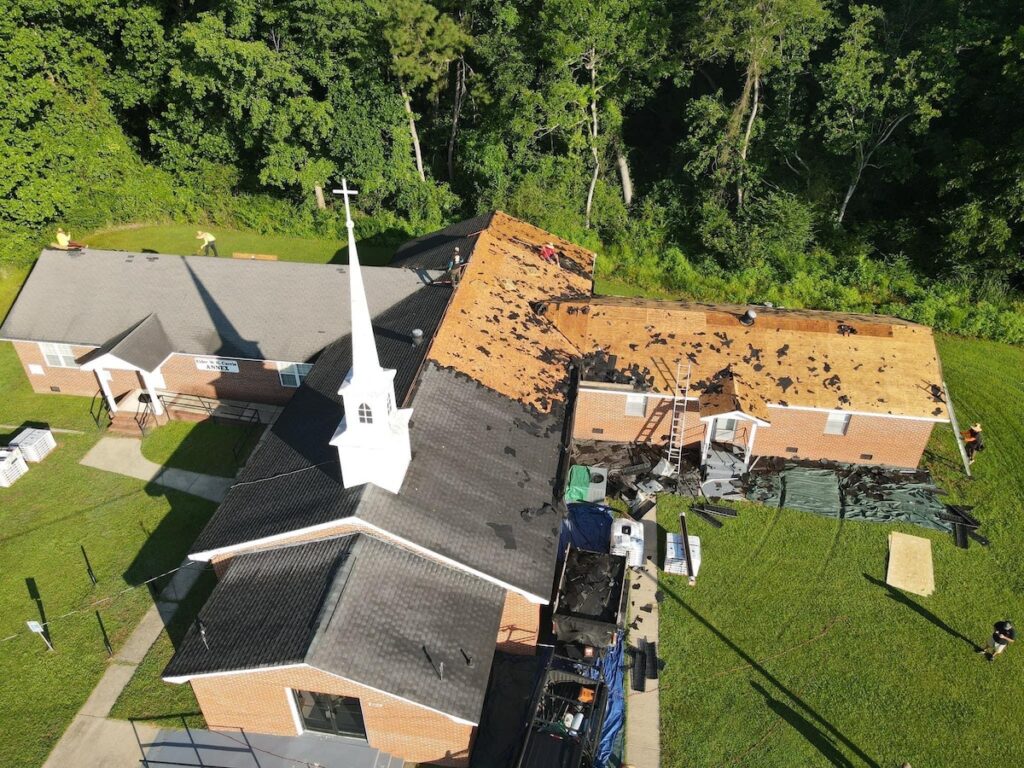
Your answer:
472,651 -> 547,768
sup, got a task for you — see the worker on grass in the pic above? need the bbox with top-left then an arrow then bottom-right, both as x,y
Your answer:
963,422 -> 984,464
53,228 -> 87,250
977,619 -> 1015,661
195,230 -> 219,257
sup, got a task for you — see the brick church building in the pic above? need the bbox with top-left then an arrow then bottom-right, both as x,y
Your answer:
1,202 -> 949,764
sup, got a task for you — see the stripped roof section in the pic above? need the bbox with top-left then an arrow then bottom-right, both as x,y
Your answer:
546,296 -> 948,420
698,369 -> 771,422
425,211 -> 594,413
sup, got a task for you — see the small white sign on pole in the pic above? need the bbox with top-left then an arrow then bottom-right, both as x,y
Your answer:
195,357 -> 240,374
27,620 -> 53,651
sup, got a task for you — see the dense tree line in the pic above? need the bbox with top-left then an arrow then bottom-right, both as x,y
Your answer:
2,0 -> 1023,340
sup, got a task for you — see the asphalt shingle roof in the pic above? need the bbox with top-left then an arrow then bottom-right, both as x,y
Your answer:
1,249 -> 440,363
79,313 -> 173,372
189,282 -> 454,555
165,536 -> 355,677
166,534 -> 505,723
389,212 -> 494,270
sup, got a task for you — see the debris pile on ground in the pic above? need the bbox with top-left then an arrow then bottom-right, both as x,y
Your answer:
745,460 -> 984,545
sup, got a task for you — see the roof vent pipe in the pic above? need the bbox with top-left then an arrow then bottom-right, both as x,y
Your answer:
740,308 -> 757,326
411,328 -> 424,346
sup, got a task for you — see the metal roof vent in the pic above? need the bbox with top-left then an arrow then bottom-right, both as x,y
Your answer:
740,308 -> 757,326
411,328 -> 424,346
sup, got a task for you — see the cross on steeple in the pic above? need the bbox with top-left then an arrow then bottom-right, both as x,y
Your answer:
332,179 -> 359,228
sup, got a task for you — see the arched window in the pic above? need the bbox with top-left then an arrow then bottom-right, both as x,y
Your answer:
358,403 -> 373,424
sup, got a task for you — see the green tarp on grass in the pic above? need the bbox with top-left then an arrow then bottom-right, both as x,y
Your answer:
746,463 -> 952,532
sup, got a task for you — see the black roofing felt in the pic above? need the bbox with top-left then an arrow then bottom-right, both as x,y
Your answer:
79,313 -> 173,372
189,283 -> 453,556
389,212 -> 494,270
165,536 -> 356,678
167,534 -> 505,723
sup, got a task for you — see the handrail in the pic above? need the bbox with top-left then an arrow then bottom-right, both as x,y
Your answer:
89,388 -> 111,428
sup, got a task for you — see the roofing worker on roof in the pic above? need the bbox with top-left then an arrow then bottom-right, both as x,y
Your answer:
539,242 -> 558,264
196,230 -> 219,258
53,228 -> 87,250
963,422 -> 984,464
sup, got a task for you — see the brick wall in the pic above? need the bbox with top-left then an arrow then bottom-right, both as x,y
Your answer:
753,409 -> 935,468
12,342 -> 297,405
572,388 -> 703,445
13,341 -> 137,397
159,354 -> 295,405
496,590 -> 541,654
189,665 -> 475,766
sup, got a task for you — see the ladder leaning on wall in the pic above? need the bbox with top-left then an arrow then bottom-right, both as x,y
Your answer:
666,361 -> 692,479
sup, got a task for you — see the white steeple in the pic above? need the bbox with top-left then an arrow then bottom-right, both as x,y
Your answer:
329,179 -> 413,494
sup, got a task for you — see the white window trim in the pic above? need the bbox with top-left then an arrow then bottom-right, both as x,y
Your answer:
276,361 -> 313,388
824,412 -> 852,436
39,342 -> 78,369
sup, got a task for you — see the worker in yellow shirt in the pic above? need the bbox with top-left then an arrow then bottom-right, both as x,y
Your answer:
53,228 -> 87,250
195,230 -> 219,257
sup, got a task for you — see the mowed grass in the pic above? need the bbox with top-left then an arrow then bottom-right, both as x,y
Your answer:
0,428 -> 216,767
108,571 -> 216,729
141,420 -> 259,479
85,223 -> 397,266
658,334 -> 1024,766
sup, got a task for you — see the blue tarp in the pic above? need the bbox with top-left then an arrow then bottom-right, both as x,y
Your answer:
562,503 -> 625,768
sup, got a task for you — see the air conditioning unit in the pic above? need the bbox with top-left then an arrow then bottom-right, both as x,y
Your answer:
0,448 -> 29,488
9,428 -> 56,463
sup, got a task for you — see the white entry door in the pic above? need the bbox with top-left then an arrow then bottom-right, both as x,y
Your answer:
714,417 -> 737,442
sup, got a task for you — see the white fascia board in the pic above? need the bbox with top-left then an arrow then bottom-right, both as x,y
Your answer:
190,517 -> 550,605
577,385 -> 698,402
165,663 -> 478,726
766,402 -> 950,423
698,410 -> 770,427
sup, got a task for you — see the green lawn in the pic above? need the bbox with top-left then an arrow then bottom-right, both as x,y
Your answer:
0,427 -> 216,767
108,571 -> 216,729
141,420 -> 259,478
658,333 -> 1024,766
85,222 -> 397,266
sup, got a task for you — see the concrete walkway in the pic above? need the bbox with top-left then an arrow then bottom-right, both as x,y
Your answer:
80,437 -> 233,502
625,512 -> 661,768
43,560 -> 207,768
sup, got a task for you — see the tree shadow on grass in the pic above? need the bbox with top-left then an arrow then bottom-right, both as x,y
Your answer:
863,573 -> 982,652
658,580 -> 880,768
751,681 -> 855,767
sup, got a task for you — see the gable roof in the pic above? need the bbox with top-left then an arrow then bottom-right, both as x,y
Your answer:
546,296 -> 948,421
0,249 -> 440,363
165,534 -> 505,724
79,313 -> 173,372
190,213 -> 585,599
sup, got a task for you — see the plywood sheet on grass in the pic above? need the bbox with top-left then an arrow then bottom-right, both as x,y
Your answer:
886,531 -> 935,596
547,296 -> 948,421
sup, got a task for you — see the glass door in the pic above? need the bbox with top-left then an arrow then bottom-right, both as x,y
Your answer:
293,689 -> 367,739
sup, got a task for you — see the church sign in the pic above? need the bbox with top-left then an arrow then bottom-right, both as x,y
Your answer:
195,357 -> 240,374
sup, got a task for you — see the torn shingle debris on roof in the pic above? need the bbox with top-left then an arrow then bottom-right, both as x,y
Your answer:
546,296 -> 947,421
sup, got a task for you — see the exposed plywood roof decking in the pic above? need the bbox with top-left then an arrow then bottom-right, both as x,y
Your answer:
426,212 -> 595,413
547,296 -> 948,421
